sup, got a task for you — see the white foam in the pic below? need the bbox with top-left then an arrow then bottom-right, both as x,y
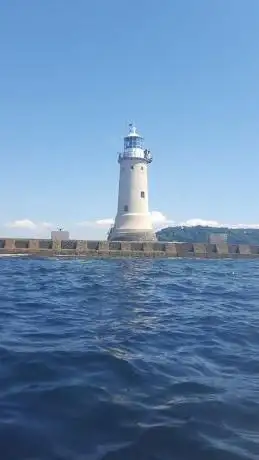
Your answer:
0,254 -> 29,258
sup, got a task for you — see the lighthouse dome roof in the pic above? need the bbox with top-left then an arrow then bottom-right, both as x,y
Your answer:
125,123 -> 142,138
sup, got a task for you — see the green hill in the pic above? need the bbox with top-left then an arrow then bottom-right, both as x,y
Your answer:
156,226 -> 259,245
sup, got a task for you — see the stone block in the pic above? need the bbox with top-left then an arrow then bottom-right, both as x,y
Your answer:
98,241 -> 109,250
29,239 -> 39,250
216,243 -> 229,256
4,239 -> 15,250
98,251 -> 110,257
206,244 -> 217,257
109,241 -> 121,251
15,239 -> 29,249
52,240 -> 61,251
61,250 -> 75,255
131,242 -> 143,251
36,249 -> 53,256
130,251 -> 142,257
193,243 -> 207,257
176,243 -> 194,257
164,243 -> 178,256
39,239 -> 53,249
143,251 -> 153,257
61,240 -> 77,250
87,250 -> 98,257
87,240 -> 99,250
143,242 -> 154,252
76,240 -> 88,252
228,244 -> 239,254
250,245 -> 259,255
120,242 -> 131,251
238,244 -> 252,255
154,251 -> 166,258
153,242 -> 165,251
111,250 -> 123,257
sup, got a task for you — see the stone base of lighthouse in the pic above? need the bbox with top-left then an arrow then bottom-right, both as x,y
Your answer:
108,228 -> 157,242
108,212 -> 157,242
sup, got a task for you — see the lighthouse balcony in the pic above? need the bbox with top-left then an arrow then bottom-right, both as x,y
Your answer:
118,149 -> 152,164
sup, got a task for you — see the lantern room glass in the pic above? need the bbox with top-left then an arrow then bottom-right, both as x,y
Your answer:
124,136 -> 144,150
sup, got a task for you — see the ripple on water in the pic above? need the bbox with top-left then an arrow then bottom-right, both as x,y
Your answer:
0,257 -> 259,459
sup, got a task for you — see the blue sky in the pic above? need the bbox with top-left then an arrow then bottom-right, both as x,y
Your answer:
1,0 -> 259,238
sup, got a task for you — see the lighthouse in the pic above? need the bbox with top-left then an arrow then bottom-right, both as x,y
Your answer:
108,124 -> 156,241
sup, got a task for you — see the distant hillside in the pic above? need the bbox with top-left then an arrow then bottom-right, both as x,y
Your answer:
156,226 -> 259,245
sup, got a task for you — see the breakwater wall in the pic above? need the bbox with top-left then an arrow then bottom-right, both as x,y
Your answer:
0,239 -> 258,258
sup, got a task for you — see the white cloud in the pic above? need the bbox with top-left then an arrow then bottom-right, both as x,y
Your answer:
150,211 -> 169,224
5,216 -> 259,240
6,219 -> 37,229
77,214 -> 259,231
179,218 -> 222,227
77,219 -> 113,228
77,211 -> 173,229
5,219 -> 53,232
95,218 -> 114,226
178,219 -> 259,229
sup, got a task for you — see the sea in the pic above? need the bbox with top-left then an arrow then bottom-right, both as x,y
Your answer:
0,257 -> 259,460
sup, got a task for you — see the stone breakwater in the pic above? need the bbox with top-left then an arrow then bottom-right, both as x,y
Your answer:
0,239 -> 258,258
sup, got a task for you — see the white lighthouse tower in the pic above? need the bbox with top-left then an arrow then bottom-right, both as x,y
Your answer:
108,123 -> 156,241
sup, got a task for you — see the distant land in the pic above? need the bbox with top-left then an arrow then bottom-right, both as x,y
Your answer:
156,226 -> 259,245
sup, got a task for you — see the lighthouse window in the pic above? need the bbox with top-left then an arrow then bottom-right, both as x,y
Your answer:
141,191 -> 145,198
124,205 -> 128,212
131,165 -> 134,170
124,137 -> 143,150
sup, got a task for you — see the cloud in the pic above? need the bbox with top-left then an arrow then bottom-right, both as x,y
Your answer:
76,219 -> 111,228
77,214 -> 259,231
5,216 -> 259,240
6,219 -> 37,229
150,211 -> 170,224
5,219 -> 53,230
95,218 -> 114,226
179,219 -> 222,227
178,219 -> 259,229
77,211 -> 173,229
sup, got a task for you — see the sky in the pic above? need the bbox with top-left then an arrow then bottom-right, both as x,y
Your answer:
0,0 -> 259,239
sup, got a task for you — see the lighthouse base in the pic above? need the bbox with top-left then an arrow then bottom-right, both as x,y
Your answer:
108,229 -> 157,242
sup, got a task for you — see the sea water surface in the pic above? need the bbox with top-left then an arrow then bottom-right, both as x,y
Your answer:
0,257 -> 259,460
